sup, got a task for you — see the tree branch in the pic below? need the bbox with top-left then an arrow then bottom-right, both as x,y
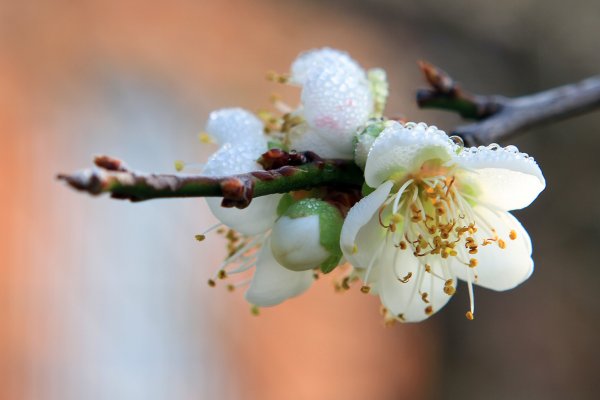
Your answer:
417,61 -> 600,146
57,152 -> 364,208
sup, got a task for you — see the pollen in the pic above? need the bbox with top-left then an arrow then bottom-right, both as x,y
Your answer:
217,270 -> 228,279
425,306 -> 433,315
509,230 -> 517,240
195,234 -> 206,242
198,132 -> 214,144
498,239 -> 506,249
469,258 -> 478,268
360,285 -> 371,294
207,279 -> 216,287
352,244 -> 358,254
465,311 -> 474,320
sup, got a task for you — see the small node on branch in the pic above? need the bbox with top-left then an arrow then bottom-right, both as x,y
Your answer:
416,60 -> 504,120
94,155 -> 130,172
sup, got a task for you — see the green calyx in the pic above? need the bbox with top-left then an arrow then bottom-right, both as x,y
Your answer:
368,68 -> 389,118
282,198 -> 344,274
353,119 -> 388,169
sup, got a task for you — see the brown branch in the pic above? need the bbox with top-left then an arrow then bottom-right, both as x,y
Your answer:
417,61 -> 600,146
57,153 -> 364,208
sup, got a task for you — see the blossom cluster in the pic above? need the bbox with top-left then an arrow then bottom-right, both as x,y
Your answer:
196,48 -> 545,322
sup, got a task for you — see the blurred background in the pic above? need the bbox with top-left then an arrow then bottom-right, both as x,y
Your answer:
1,0 -> 599,399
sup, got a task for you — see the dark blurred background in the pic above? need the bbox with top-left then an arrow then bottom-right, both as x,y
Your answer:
1,0 -> 598,399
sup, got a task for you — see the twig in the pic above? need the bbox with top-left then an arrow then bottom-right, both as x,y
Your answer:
57,153 -> 364,208
417,61 -> 600,146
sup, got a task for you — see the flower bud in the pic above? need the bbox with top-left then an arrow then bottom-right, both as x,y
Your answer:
270,198 -> 343,273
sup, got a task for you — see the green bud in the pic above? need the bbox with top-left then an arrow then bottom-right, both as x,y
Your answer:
353,119 -> 387,169
270,198 -> 343,273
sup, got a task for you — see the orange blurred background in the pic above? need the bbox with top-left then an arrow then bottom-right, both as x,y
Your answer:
1,1 -> 599,399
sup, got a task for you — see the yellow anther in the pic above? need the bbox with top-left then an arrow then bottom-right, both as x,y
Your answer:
445,279 -> 454,286
469,258 -> 478,268
424,264 -> 431,273
509,230 -> 518,240
198,132 -> 214,144
217,270 -> 227,279
174,160 -> 185,172
399,272 -> 412,283
397,314 -> 406,322
443,286 -> 456,295
207,279 -> 216,287
226,284 -> 235,292
195,234 -> 206,242
265,70 -> 289,83
469,248 -> 478,255
352,244 -> 358,254
341,277 -> 351,290
391,213 -> 403,224
360,286 -> 371,294
421,292 -> 430,303
425,306 -> 433,315
465,311 -> 474,320
398,241 -> 407,250
498,239 -> 506,249
389,223 -> 396,233
250,305 -> 260,316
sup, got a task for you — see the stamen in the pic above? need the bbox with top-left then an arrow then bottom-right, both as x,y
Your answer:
509,230 -> 518,240
196,223 -> 224,242
392,179 -> 414,214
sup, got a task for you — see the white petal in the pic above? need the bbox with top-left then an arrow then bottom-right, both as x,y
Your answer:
290,48 -> 365,85
288,124 -> 355,159
450,207 -> 534,291
340,181 -> 393,268
270,215 -> 329,271
205,108 -> 265,146
379,250 -> 453,322
202,141 -> 266,177
456,144 -> 545,211
245,238 -> 314,307
364,122 -> 456,187
206,196 -> 281,236
300,67 -> 372,157
203,141 -> 281,235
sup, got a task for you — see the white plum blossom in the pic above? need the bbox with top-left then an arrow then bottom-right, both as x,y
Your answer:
286,48 -> 387,159
341,121 -> 545,322
202,108 -> 314,307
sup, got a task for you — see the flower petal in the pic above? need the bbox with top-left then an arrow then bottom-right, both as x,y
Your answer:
299,65 -> 372,158
290,48 -> 365,86
289,124 -> 356,159
340,181 -> 394,268
364,122 -> 456,187
245,238 -> 314,307
379,249 -> 454,322
450,207 -> 534,291
205,108 -> 265,146
455,144 -> 545,211
203,142 -> 281,235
